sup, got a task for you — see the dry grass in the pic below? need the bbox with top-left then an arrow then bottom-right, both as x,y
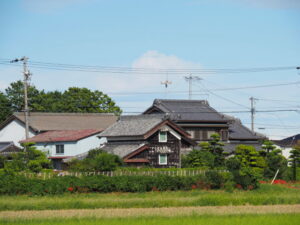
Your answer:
1,204 -> 300,220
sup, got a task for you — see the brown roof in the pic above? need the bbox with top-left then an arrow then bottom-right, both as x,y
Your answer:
4,112 -> 118,132
20,129 -> 102,143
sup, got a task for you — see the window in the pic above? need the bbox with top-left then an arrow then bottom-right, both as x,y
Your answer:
159,154 -> 168,165
159,131 -> 167,142
56,145 -> 64,154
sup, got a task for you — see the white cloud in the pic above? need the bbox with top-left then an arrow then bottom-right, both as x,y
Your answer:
132,50 -> 200,70
94,50 -> 202,93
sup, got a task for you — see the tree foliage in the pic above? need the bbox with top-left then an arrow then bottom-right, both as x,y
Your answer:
182,148 -> 215,168
0,80 -> 122,123
0,92 -> 11,123
289,146 -> 300,181
68,148 -> 123,172
204,133 -> 226,167
182,133 -> 225,168
226,145 -> 263,190
259,141 -> 287,179
3,143 -> 51,173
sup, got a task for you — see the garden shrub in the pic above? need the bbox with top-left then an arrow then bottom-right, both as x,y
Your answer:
204,170 -> 227,189
68,149 -> 123,172
28,160 -> 42,173
0,169 -> 243,195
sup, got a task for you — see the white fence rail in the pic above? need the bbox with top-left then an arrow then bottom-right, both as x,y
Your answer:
22,169 -> 227,179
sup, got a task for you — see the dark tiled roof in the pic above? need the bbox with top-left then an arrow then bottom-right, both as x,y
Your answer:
101,142 -> 147,158
99,114 -> 166,137
273,134 -> 300,147
3,112 -> 118,132
228,119 -> 265,140
223,142 -> 264,153
144,99 -> 228,122
20,129 -> 102,143
64,142 -> 147,162
0,142 -> 21,155
145,99 -> 264,141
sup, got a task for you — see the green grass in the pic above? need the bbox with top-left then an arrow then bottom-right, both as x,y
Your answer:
1,214 -> 299,225
0,184 -> 299,211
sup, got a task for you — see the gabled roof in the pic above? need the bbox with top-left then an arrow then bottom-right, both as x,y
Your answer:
274,134 -> 300,147
0,112 -> 118,132
145,99 -> 264,141
20,129 -> 102,143
143,99 -> 228,122
0,142 -> 21,155
99,114 -> 192,139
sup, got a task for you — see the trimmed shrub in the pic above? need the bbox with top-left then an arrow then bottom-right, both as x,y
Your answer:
0,170 -> 237,195
204,170 -> 226,189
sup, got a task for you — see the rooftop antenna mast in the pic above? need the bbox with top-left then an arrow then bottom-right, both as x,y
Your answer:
184,74 -> 202,100
161,73 -> 172,98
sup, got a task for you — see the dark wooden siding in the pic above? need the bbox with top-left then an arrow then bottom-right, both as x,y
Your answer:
129,131 -> 181,168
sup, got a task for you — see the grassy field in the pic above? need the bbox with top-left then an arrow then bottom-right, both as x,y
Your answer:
1,214 -> 300,225
0,184 -> 299,211
0,184 -> 299,225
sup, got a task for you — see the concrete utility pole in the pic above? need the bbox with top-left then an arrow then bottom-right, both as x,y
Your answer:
184,74 -> 202,100
250,97 -> 258,132
10,57 -> 31,140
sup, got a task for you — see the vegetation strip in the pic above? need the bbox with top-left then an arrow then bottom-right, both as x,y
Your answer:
1,214 -> 300,225
1,205 -> 299,220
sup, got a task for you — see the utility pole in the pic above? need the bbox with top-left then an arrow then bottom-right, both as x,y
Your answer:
10,57 -> 31,140
250,97 -> 258,132
184,74 -> 202,100
161,73 -> 172,98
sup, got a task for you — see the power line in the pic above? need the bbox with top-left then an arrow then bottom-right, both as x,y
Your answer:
0,59 -> 298,75
193,82 -> 250,109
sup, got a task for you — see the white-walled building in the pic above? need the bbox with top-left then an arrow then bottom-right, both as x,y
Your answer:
0,112 -> 118,147
0,119 -> 36,147
0,112 -> 118,169
274,134 -> 300,160
20,129 -> 105,170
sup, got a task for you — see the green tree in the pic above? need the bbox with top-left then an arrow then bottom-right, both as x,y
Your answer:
235,145 -> 265,168
289,147 -> 300,181
0,92 -> 12,123
182,133 -> 225,168
260,141 -> 287,179
182,148 -> 215,168
226,145 -> 264,190
4,143 -> 51,173
60,87 -> 121,114
2,81 -> 122,118
204,133 -> 226,167
5,81 -> 40,112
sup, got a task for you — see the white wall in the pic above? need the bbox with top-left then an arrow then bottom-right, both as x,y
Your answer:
35,134 -> 105,157
0,119 -> 35,147
274,144 -> 292,160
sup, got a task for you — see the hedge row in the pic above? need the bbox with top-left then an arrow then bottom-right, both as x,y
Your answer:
0,171 -> 231,195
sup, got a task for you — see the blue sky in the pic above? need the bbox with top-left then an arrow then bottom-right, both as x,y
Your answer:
0,0 -> 300,139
